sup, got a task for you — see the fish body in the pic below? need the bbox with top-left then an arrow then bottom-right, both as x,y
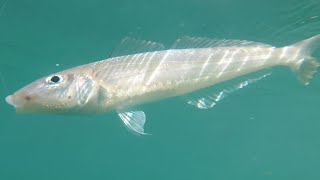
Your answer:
5,35 -> 320,134
91,47 -> 277,110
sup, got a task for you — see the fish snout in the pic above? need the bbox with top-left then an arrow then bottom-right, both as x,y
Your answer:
5,93 -> 33,110
5,95 -> 15,106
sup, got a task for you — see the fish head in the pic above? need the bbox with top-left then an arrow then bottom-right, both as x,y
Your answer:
5,65 -> 99,114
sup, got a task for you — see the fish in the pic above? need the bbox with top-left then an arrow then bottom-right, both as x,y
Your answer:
5,35 -> 320,135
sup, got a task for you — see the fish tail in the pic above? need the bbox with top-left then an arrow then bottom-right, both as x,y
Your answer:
287,35 -> 320,85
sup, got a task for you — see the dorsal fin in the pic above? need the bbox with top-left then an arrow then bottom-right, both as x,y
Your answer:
171,36 -> 273,49
110,37 -> 165,57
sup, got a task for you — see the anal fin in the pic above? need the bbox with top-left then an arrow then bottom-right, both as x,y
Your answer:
186,72 -> 271,109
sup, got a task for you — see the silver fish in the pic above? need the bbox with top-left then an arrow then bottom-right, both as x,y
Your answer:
5,35 -> 320,134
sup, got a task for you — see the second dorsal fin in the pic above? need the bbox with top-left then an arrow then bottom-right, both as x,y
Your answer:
110,37 -> 165,57
171,36 -> 273,49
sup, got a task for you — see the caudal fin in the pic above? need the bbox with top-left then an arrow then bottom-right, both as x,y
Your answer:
290,35 -> 320,85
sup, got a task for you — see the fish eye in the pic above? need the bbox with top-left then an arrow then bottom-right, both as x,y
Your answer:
47,75 -> 63,84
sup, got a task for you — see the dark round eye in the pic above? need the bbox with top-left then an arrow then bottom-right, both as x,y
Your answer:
48,75 -> 63,84
51,76 -> 60,83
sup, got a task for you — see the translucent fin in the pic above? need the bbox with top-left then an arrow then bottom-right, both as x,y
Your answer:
171,36 -> 273,49
295,58 -> 320,85
75,75 -> 95,105
97,86 -> 111,106
110,37 -> 165,57
288,34 -> 320,85
291,34 -> 320,56
186,72 -> 271,109
118,111 -> 149,135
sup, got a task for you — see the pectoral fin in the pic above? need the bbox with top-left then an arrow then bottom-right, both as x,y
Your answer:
118,111 -> 149,135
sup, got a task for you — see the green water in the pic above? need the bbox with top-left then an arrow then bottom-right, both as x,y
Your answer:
1,0 -> 320,179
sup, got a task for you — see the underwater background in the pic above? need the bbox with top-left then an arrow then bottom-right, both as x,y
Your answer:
1,0 -> 320,179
